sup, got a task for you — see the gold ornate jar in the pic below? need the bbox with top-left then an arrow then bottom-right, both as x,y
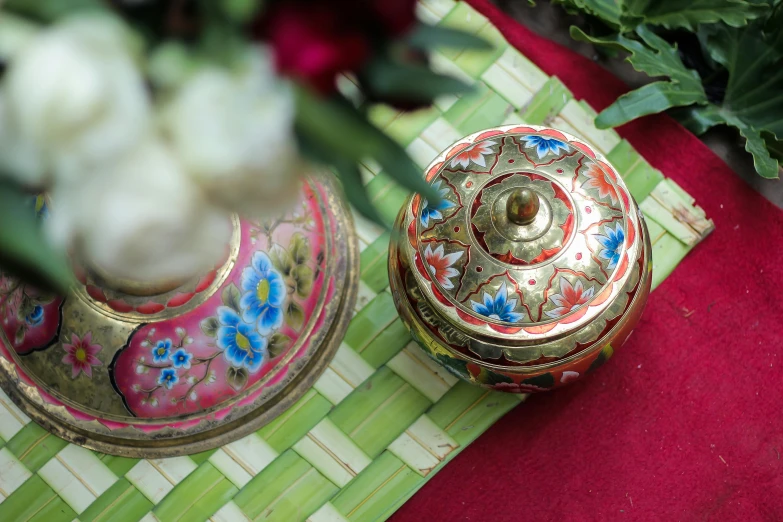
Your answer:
0,174 -> 357,456
389,125 -> 652,392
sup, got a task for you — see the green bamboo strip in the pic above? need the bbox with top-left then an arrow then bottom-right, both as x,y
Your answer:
257,389 -> 334,454
6,423 -> 67,474
79,479 -> 152,522
0,475 -> 76,522
153,463 -> 237,522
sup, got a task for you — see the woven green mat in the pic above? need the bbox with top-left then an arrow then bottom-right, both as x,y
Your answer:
0,2 -> 713,521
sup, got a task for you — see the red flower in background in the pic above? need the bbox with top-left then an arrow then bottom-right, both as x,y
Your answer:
260,0 -> 417,93
372,0 -> 417,37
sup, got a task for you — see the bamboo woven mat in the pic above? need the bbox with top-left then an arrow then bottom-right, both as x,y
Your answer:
0,1 -> 713,521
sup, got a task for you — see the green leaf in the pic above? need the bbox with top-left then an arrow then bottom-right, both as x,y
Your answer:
295,87 -> 441,205
334,160 -> 387,225
200,317 -> 219,337
269,244 -> 294,277
0,182 -> 73,293
554,0 -> 623,26
406,23 -> 493,51
221,283 -> 241,313
298,131 -> 386,225
289,233 -> 310,266
3,0 -> 107,22
571,25 -> 707,128
620,0 -> 767,30
704,19 -> 783,137
267,332 -> 291,359
736,122 -> 780,178
219,0 -> 264,23
361,57 -> 472,104
226,367 -> 248,391
291,265 -> 313,298
285,301 -> 305,331
763,132 -> 783,162
684,16 -> 783,177
596,80 -> 707,128
671,104 -> 726,135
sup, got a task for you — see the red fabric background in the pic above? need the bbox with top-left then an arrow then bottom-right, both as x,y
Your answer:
391,1 -> 783,520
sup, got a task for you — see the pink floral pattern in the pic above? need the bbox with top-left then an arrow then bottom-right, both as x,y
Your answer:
424,244 -> 463,290
111,193 -> 328,419
449,140 -> 497,170
62,333 -> 102,378
544,277 -> 595,319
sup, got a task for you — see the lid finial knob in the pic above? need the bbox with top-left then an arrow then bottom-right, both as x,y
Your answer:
506,188 -> 540,226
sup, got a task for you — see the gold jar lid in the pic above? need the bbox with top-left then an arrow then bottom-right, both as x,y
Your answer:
399,125 -> 644,359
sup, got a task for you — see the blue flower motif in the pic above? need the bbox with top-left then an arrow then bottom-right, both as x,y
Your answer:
240,252 -> 286,334
24,305 -> 44,327
596,224 -> 625,269
152,339 -> 172,362
216,306 -> 267,373
158,368 -> 178,389
170,348 -> 193,369
420,181 -> 456,228
470,282 -> 524,323
521,135 -> 570,159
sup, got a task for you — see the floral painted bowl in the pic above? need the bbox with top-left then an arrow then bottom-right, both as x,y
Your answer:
388,125 -> 652,393
0,174 -> 357,456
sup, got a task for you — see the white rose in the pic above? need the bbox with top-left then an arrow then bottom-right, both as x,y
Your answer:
3,14 -> 150,186
162,46 -> 300,218
0,94 -> 45,186
46,139 -> 232,282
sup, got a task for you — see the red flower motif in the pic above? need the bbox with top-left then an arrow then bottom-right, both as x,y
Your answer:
545,277 -> 595,319
449,140 -> 498,170
581,163 -> 618,204
260,0 -> 417,94
424,244 -> 463,290
62,332 -> 103,378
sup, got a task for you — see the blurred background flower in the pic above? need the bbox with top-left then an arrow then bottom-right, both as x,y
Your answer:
0,0 -> 491,291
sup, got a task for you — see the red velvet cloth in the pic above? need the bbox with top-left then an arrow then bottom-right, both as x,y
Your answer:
391,1 -> 783,520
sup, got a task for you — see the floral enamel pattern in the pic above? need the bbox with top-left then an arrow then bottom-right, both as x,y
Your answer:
470,282 -> 524,323
216,306 -> 268,373
423,244 -> 463,290
0,276 -> 63,354
108,186 -> 330,419
419,181 -> 456,228
0,178 -> 356,448
544,277 -> 595,319
596,224 -> 625,270
581,162 -> 618,206
408,127 -> 637,342
449,140 -> 498,169
117,230 -> 314,415
395,125 -> 651,396
520,135 -> 569,159
240,252 -> 286,333
62,332 -> 102,378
